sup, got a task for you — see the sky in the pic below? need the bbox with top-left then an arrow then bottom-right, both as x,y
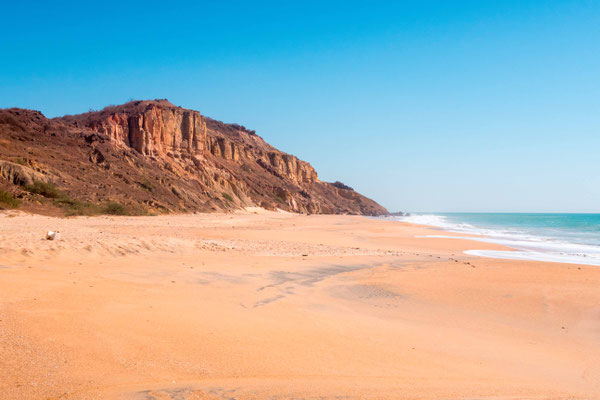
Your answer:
1,0 -> 599,212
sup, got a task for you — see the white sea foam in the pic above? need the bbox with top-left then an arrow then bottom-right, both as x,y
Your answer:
394,214 -> 451,227
464,250 -> 600,266
389,214 -> 600,266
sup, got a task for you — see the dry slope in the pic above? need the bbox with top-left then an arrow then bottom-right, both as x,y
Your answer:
0,100 -> 387,216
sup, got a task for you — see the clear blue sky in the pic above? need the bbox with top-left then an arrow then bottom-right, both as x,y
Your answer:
1,1 -> 599,212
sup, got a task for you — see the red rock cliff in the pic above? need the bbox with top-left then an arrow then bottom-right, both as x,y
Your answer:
85,100 -> 207,156
0,100 -> 387,216
82,100 -> 319,186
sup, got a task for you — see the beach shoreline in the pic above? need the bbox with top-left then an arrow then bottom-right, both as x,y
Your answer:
389,213 -> 600,266
1,210 -> 599,399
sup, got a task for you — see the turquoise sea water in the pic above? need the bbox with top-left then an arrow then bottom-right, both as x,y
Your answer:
389,213 -> 600,266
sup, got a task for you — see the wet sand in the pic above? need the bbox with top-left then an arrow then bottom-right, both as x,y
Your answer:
1,210 -> 599,399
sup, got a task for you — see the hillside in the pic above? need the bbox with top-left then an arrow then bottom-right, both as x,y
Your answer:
0,100 -> 388,216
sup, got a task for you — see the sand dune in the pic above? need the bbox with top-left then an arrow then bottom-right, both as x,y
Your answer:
1,211 -> 599,399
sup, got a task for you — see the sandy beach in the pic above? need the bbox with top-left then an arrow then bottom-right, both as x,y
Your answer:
1,210 -> 599,400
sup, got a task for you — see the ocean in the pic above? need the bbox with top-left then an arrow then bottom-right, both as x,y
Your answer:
389,213 -> 600,266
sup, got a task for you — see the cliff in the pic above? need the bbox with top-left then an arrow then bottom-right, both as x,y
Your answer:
0,100 -> 388,216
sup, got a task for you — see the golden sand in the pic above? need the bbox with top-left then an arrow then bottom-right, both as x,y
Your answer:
1,211 -> 599,399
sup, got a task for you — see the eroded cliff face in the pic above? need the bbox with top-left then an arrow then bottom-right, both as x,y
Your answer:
80,100 -> 318,187
204,135 -> 317,184
86,101 -> 207,156
0,100 -> 387,216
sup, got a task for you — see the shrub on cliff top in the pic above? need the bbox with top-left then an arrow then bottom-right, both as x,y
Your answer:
332,181 -> 354,191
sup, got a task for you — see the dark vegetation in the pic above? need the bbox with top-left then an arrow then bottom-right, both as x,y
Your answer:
230,123 -> 256,135
0,190 -> 20,209
24,181 -> 151,216
222,192 -> 234,202
332,181 -> 354,191
25,181 -> 62,198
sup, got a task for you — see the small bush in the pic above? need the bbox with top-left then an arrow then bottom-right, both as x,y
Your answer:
222,192 -> 234,202
332,181 -> 354,191
25,181 -> 62,198
54,198 -> 101,216
102,201 -> 128,215
127,203 -> 154,216
22,179 -> 151,217
0,190 -> 20,209
22,177 -> 152,217
55,197 -> 153,217
240,163 -> 251,172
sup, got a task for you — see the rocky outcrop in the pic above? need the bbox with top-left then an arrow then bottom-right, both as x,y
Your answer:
70,101 -> 320,187
0,101 -> 388,216
0,160 -> 52,186
82,100 -> 207,156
